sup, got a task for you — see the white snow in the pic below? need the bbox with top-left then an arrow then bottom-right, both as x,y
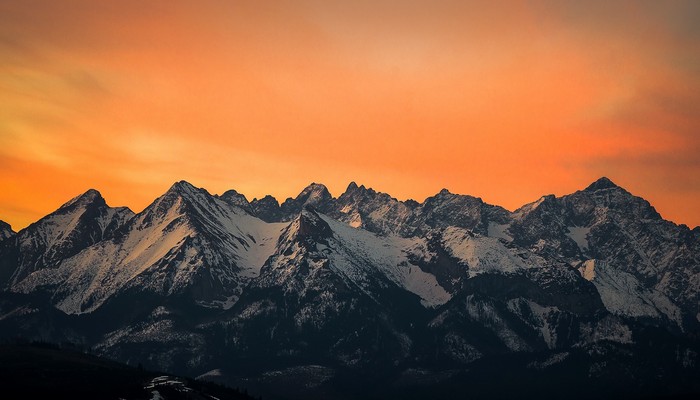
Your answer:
14,188 -> 287,314
318,214 -> 451,307
567,227 -> 590,251
487,222 -> 512,241
402,265 -> 450,307
579,259 -> 683,327
512,196 -> 547,220
441,226 -> 532,277
196,369 -> 223,380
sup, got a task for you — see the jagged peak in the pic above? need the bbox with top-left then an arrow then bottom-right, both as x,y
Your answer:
287,182 -> 332,209
340,181 -> 374,199
0,219 -> 14,237
219,189 -> 253,214
141,181 -> 215,221
278,206 -> 333,245
298,182 -> 331,197
59,188 -> 105,210
425,188 -> 483,205
167,180 -> 199,194
220,189 -> 249,202
251,194 -> 279,206
162,181 -> 215,203
584,177 -> 620,192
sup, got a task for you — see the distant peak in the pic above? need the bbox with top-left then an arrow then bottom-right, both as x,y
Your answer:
584,177 -> 619,192
343,181 -> 370,194
252,194 -> 279,205
220,189 -> 252,212
169,180 -> 196,191
0,219 -> 14,239
60,188 -> 104,209
221,189 -> 247,201
438,188 -> 451,195
0,219 -> 13,231
300,182 -> 329,194
83,188 -> 102,198
294,182 -> 332,204
165,181 -> 208,199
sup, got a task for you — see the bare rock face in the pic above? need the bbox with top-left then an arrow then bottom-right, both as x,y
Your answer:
0,220 -> 14,242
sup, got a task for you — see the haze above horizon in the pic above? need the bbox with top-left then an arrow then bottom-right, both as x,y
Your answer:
1,1 -> 699,229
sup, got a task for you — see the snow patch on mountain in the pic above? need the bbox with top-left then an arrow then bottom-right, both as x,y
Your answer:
487,222 -> 512,241
318,214 -> 450,307
578,260 -> 682,327
14,184 -> 287,314
512,196 -> 547,219
507,298 -> 561,349
441,227 -> 532,277
567,227 -> 590,251
464,295 -> 532,352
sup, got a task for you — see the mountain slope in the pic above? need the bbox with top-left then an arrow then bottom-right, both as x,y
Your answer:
509,177 -> 699,330
0,177 -> 697,400
0,190 -> 133,290
12,182 -> 286,314
330,182 -> 415,235
222,207 -> 430,369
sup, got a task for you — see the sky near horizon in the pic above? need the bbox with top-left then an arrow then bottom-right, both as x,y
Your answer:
1,0 -> 699,230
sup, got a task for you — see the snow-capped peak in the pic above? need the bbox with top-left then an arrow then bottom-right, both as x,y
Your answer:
293,183 -> 332,206
59,188 -> 105,210
0,189 -> 134,289
166,180 -> 201,196
219,189 -> 253,214
584,176 -> 620,192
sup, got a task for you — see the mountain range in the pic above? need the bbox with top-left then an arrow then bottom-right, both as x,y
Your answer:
0,177 -> 698,399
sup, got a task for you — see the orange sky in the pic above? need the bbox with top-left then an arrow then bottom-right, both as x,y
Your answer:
1,0 -> 699,230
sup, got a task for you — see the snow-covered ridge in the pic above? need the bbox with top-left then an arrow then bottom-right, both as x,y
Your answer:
577,259 -> 683,328
317,213 -> 450,307
10,182 -> 288,314
0,177 -> 697,331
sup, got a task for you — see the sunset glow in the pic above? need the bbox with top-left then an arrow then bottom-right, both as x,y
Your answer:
1,1 -> 699,229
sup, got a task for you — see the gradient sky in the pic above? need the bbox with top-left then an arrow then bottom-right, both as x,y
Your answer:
1,0 -> 699,230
